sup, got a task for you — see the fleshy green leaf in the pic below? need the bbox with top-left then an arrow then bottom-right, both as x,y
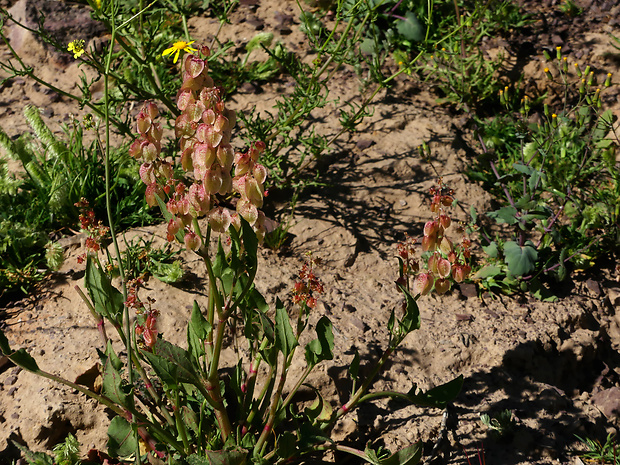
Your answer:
275,298 -> 297,358
142,339 -> 198,389
304,385 -> 332,424
396,11 -> 423,42
406,375 -> 464,408
101,342 -> 130,407
378,443 -> 422,465
85,256 -> 124,325
107,416 -> 138,458
305,316 -> 334,366
487,206 -> 518,225
503,241 -> 538,276
188,300 -> 211,366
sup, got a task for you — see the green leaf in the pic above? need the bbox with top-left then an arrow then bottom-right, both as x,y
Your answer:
275,298 -> 297,358
487,206 -> 518,225
0,328 -> 40,372
504,241 -> 538,276
514,194 -> 535,210
396,11 -> 423,42
12,442 -> 54,465
529,278 -> 558,302
304,385 -> 333,424
212,240 -> 228,278
107,416 -> 138,458
186,448 -> 248,465
472,264 -> 502,279
85,256 -> 124,325
101,342 -> 130,407
142,339 -> 198,389
377,443 -> 422,465
397,285 -> 421,334
406,375 -> 463,408
188,301 -> 211,367
305,316 -> 334,366
349,350 -> 360,382
482,242 -> 499,258
276,431 -> 297,459
470,205 -> 477,223
240,216 -> 258,270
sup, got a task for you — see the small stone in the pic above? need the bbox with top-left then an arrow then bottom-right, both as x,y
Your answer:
585,278 -> 601,296
459,283 -> 477,298
3,375 -> 17,386
356,139 -> 373,150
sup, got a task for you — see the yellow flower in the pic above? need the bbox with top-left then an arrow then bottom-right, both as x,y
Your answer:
162,40 -> 197,64
67,39 -> 85,59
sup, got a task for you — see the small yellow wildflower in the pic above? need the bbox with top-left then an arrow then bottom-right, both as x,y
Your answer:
67,39 -> 85,59
162,40 -> 197,64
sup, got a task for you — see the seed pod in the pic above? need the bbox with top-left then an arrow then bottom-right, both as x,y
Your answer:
439,214 -> 451,229
437,258 -> 451,279
424,220 -> 439,237
422,233 -> 437,252
413,272 -> 434,296
434,278 -> 450,295
208,207 -> 232,233
184,231 -> 202,251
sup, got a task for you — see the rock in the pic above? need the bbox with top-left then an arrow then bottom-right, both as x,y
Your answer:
591,387 -> 620,423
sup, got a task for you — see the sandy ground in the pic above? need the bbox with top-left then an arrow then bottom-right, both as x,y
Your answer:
1,0 -> 620,464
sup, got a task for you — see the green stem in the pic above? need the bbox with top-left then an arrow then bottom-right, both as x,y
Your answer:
324,347 -> 394,431
253,351 -> 294,458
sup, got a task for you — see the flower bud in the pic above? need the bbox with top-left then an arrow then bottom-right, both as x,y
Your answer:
413,272 -> 433,296
434,278 -> 450,295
